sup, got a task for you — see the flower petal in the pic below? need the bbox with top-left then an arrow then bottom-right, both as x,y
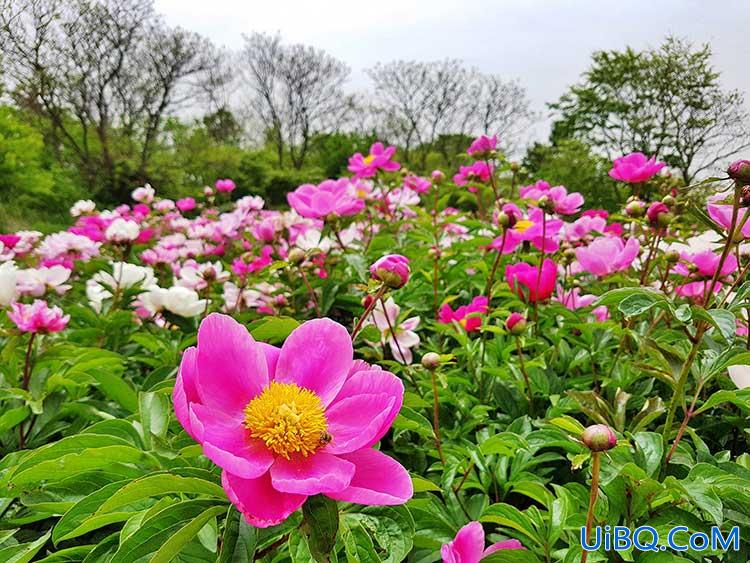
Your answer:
328,369 -> 404,450
195,313 -> 268,413
222,470 -> 306,528
325,448 -> 412,505
442,522 -> 485,563
270,451 -> 355,495
325,395 -> 395,454
190,404 -> 274,479
275,318 -> 352,406
173,347 -> 199,439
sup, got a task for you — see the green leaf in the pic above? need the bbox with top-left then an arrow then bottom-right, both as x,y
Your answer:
481,504 -> 542,547
97,473 -> 225,513
0,406 -> 30,432
694,388 -> 750,415
150,505 -> 225,563
483,551 -> 542,563
547,416 -> 585,437
138,391 -> 169,449
109,500 -> 222,563
53,481 -> 132,544
302,495 -> 339,562
0,530 -> 51,563
633,432 -> 664,478
247,316 -> 299,344
693,308 -> 736,341
217,508 -> 256,563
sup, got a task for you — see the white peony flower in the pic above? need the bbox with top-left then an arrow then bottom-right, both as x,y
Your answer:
105,218 -> 140,243
70,199 -> 96,217
0,261 -> 18,306
141,286 -> 208,317
132,184 -> 155,203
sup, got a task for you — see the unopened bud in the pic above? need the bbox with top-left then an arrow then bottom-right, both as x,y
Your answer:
505,312 -> 527,335
421,352 -> 442,370
509,162 -> 520,173
665,250 -> 680,263
288,248 -> 305,265
661,194 -> 676,207
728,160 -> 750,185
581,424 -> 617,452
625,200 -> 645,218
497,212 -> 510,227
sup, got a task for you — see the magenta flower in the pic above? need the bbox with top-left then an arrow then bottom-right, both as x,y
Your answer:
441,522 -> 524,563
215,179 -> 236,193
403,174 -> 432,194
177,197 -> 196,212
438,296 -> 488,332
8,300 -> 69,334
370,254 -> 410,288
707,201 -> 750,239
490,206 -> 563,254
609,152 -> 665,183
673,250 -> 738,299
505,259 -> 557,303
453,162 -> 493,192
575,236 -> 640,277
287,179 -> 365,219
174,314 -> 412,527
347,142 -> 400,179
646,201 -> 671,226
466,134 -> 498,157
520,181 -> 584,215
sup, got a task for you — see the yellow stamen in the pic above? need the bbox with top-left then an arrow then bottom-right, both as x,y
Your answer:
459,318 -> 468,328
514,220 -> 534,233
244,382 -> 328,459
363,154 -> 376,165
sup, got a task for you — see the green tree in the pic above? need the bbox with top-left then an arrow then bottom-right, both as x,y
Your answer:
550,37 -> 750,183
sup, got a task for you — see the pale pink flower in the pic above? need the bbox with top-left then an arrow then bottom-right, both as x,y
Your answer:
8,300 -> 69,333
365,298 -> 420,364
575,237 -> 640,277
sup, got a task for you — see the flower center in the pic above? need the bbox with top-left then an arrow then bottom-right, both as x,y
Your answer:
243,382 -> 328,459
363,154 -> 376,166
514,219 -> 534,233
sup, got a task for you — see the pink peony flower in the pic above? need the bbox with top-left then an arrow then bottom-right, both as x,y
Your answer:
177,197 -> 196,212
287,179 -> 365,219
370,254 -> 410,288
8,300 -> 69,333
489,205 -> 564,254
173,314 -> 412,527
646,201 -> 671,226
707,200 -> 750,239
505,259 -> 557,303
466,134 -> 498,157
575,236 -> 640,277
609,153 -> 665,183
520,181 -> 584,215
348,142 -> 400,178
438,296 -> 488,332
453,162 -> 492,192
215,179 -> 236,193
403,174 -> 431,194
441,522 -> 524,563
673,250 -> 737,299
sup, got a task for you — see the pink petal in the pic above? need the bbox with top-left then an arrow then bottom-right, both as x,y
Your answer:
173,347 -> 199,439
222,470 -> 306,528
275,318 -> 353,406
442,522 -> 485,563
260,342 -> 280,378
190,404 -> 274,479
329,370 -> 404,450
325,397 -> 395,454
195,314 -> 268,413
325,448 -> 413,505
270,451 -> 355,495
483,539 -> 525,555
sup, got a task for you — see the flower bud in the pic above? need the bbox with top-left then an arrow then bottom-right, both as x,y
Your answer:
657,212 -> 674,228
665,250 -> 680,263
581,424 -> 617,452
537,195 -> 554,213
646,201 -> 671,227
728,160 -> 750,185
421,352 -> 442,370
431,170 -> 445,185
625,200 -> 645,218
505,312 -> 527,335
509,161 -> 520,173
497,212 -> 510,227
288,248 -> 306,265
741,185 -> 750,207
370,254 -> 410,289
661,194 -> 676,207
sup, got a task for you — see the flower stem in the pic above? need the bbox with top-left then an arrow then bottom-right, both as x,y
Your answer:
300,269 -> 321,317
580,451 -> 601,563
19,332 -> 37,449
428,367 -> 446,465
515,337 -> 533,406
351,285 -> 386,339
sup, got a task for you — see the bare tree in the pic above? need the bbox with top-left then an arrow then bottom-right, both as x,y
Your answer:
367,59 -> 535,166
0,0 -> 223,199
240,32 -> 354,169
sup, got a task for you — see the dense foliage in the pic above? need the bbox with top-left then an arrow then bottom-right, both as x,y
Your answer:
1,136 -> 750,562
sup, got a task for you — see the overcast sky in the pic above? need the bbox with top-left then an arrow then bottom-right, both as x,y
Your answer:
154,0 -> 749,144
